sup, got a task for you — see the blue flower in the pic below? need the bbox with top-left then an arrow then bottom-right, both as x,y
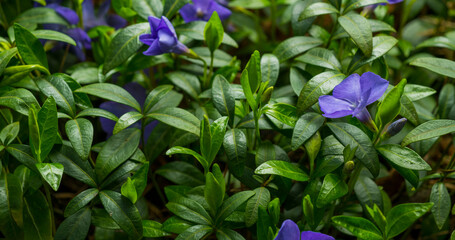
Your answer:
82,0 -> 127,30
275,220 -> 334,240
380,0 -> 403,5
179,0 -> 231,23
99,82 -> 157,143
139,16 -> 189,56
318,72 -> 389,123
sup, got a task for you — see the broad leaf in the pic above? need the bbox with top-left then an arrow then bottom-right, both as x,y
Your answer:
36,162 -> 64,191
402,120 -> 455,146
14,23 -> 48,68
292,112 -> 325,150
147,107 -> 200,136
386,203 -> 433,238
273,36 -> 323,62
65,188 -> 99,217
376,144 -> 431,171
65,118 -> 94,160
255,160 -> 309,181
76,83 -> 141,112
317,173 -> 348,207
410,57 -> 455,78
332,216 -> 382,240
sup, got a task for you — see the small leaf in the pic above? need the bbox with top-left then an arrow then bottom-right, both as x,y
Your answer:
0,48 -> 18,76
273,36 -> 323,62
166,146 -> 207,170
375,79 -> 406,128
0,122 -> 20,146
261,54 -> 279,86
65,118 -> 93,160
430,183 -> 450,230
255,160 -> 309,182
215,191 -> 255,225
36,162 -> 64,191
176,225 -> 212,240
298,2 -> 339,20
223,129 -> 247,177
121,177 -> 138,204
263,103 -> 298,127
204,11 -> 224,53
296,48 -> 342,71
240,69 -> 257,111
113,111 -> 143,135
143,85 -> 173,114
316,173 -> 348,207
64,188 -> 99,217
166,197 -> 212,225
212,75 -> 235,120
142,220 -> 171,238
292,113 -> 325,151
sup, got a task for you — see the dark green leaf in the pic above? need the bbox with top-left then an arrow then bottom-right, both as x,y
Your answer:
0,88 -> 39,116
36,74 -> 77,117
354,175 -> 383,209
167,71 -> 201,100
76,108 -> 119,121
410,57 -> 455,78
23,190 -> 52,240
216,228 -> 245,240
215,191 -> 255,224
166,146 -> 207,170
376,144 -> 431,171
166,197 -> 212,225
332,216 -> 382,240
316,173 -> 348,207
223,129 -> 247,177
32,29 -> 76,46
292,112 -> 325,150
163,0 -> 189,18
147,107 -> 200,136
386,203 -> 433,238
298,2 -> 339,20
142,220 -> 171,237
343,0 -> 388,13
132,0 -> 163,19
65,188 -> 99,217
338,12 -> 372,57
212,75 -> 235,120
55,207 -> 91,240
65,118 -> 93,160
430,182 -> 450,230
0,173 -> 23,239
273,36 -> 323,62
14,23 -> 48,68
204,11 -> 224,53
349,36 -> 398,73
402,120 -> 455,146
175,225 -> 212,240
156,161 -> 205,187
76,83 -> 141,112
113,111 -> 143,135
0,48 -> 18,76
0,122 -> 20,146
175,21 -> 238,48
261,54 -> 279,86
296,48 -> 342,71
240,69 -> 257,111
245,187 -> 270,227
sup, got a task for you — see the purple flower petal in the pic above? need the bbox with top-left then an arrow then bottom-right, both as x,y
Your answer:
180,4 -> 199,23
139,33 -> 155,45
141,16 -> 188,56
106,14 -> 127,29
193,0 -> 212,10
180,0 -> 231,22
275,220 -> 300,240
66,28 -> 92,49
332,73 -> 362,104
171,41 -> 189,54
148,16 -> 162,33
160,16 -> 177,36
301,231 -> 335,240
123,82 -> 147,106
319,95 -> 354,118
47,3 -> 79,25
143,39 -> 164,56
98,0 -> 111,18
157,28 -> 178,51
359,72 -> 389,105
205,1 -> 231,21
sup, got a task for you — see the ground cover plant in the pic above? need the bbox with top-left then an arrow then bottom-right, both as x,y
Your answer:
0,0 -> 454,239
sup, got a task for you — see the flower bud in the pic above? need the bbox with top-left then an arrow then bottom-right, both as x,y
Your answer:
260,86 -> 274,105
385,118 -> 407,137
343,161 -> 355,174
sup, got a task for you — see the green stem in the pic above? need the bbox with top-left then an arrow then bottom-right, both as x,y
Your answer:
208,51 -> 214,82
253,109 -> 261,147
198,56 -> 209,89
43,183 -> 56,235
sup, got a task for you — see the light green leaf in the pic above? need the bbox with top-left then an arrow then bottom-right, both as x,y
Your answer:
255,160 -> 309,181
332,216 -> 382,240
32,29 -> 76,45
36,162 -> 64,191
410,57 -> 455,78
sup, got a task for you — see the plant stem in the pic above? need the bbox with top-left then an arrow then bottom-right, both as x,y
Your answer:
208,51 -> 214,83
253,109 -> 261,147
43,183 -> 56,235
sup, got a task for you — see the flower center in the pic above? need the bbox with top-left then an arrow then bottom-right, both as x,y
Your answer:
196,8 -> 205,18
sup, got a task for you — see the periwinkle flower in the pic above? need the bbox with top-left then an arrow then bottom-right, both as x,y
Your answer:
385,118 -> 407,137
47,3 -> 80,25
100,82 -> 157,142
82,0 -> 127,30
139,16 -> 190,56
275,220 -> 334,240
318,72 -> 389,123
380,0 -> 403,5
179,0 -> 231,23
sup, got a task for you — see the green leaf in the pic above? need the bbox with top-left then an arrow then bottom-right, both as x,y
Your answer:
205,172 -> 224,216
296,71 -> 345,114
163,0 -> 189,18
240,69 -> 257,111
410,57 -> 455,78
296,48 -> 342,71
348,36 -> 398,73
76,83 -> 141,112
245,187 -> 270,227
95,128 -> 141,182
113,111 -> 143,135
332,216 -> 383,240
327,122 -> 379,177
65,119 -> 93,160
131,162 -> 149,198
65,188 -> 99,217
260,54 -> 279,87
438,84 -> 455,119
166,71 -> 201,100
23,190 -> 52,240
292,113 -> 325,151
103,23 -> 149,74
417,36 -> 455,51
354,175 -> 383,209
32,29 -> 76,46
162,216 -> 191,234
223,129 -> 247,177
216,227 -> 245,240
176,225 -> 212,240
0,48 -> 18,76
142,220 -> 171,238
366,204 -> 387,233
246,50 -> 261,93
156,161 -> 205,187
99,190 -> 143,240
0,122 -> 20,146
143,85 -> 173,114
36,74 -> 77,117
430,182 -> 450,230
7,144 -> 39,173
404,84 -> 436,101
49,144 -> 97,187
36,162 -> 64,191
175,21 -> 238,48
338,12 -> 372,57
147,107 -> 200,136
0,173 -> 23,239
263,103 -> 298,127
55,207 -> 91,240
386,203 -> 433,238
215,191 -> 255,225
400,95 -> 419,126
343,0 -> 388,13
402,120 -> 455,146
166,197 -> 212,225
31,97 -> 58,163
298,2 -> 339,20
0,88 -> 39,116
313,155 -> 344,178
204,11 -> 224,53
208,116 -> 228,164
132,0 -> 163,19
316,173 -> 348,207
14,23 -> 48,68
121,177 -> 138,204
376,144 -> 431,171
375,79 -> 406,128
15,7 -> 68,26
212,75 -> 235,120
76,108 -> 119,121
255,160 -> 309,181
166,146 -> 207,170
273,36 -> 323,62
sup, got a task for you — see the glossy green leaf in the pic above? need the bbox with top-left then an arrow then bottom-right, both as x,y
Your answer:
332,216 -> 382,240
212,75 -> 235,120
338,12 -> 372,57
215,190 -> 255,225
245,187 -> 270,227
404,84 -> 436,101
143,85 -> 173,114
410,57 -> 455,78
65,188 -> 99,217
223,129 -> 247,177
0,48 -> 18,76
23,190 -> 52,240
296,48 -> 341,71
354,175 -> 383,210
14,23 -> 48,68
132,0 -> 163,19
113,111 -> 143,135
255,160 -> 309,181
166,146 -> 206,169
167,197 -> 212,225
167,71 -> 201,100
296,71 -> 345,114
36,74 -> 77,117
0,122 -> 20,146
261,54 -> 279,86
349,36 -> 398,73
175,21 -> 238,48
36,162 -> 64,191
400,95 -> 419,126
103,23 -> 149,73
375,79 -> 406,128
298,2 -> 339,20
402,120 -> 455,146
96,128 -> 141,182
343,0 -> 388,13
240,69 -> 257,111
430,182 -> 450,230
76,108 -> 119,121
204,11 -> 224,53
32,29 -> 76,46
205,172 -> 224,216
76,83 -> 141,112
208,116 -> 228,164
162,216 -> 192,234
263,103 -> 298,127
0,173 -> 23,239
385,203 -> 433,238
147,107 -> 200,136
438,84 -> 455,119
142,220 -> 171,237
55,207 -> 91,240
0,88 -> 39,116
417,36 -> 455,51
176,225 -> 212,240
376,144 -> 431,171
292,112 -> 325,151
313,155 -> 344,178
121,177 -> 138,204
65,118 -> 93,160
99,190 -> 143,240
316,173 -> 348,207
34,97 -> 58,163
156,161 -> 205,187
163,0 -> 189,18
273,36 -> 323,62
327,122 -> 379,177
15,7 -> 68,25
